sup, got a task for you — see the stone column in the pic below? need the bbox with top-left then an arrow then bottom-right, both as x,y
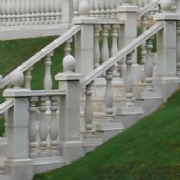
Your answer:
55,55 -> 84,164
117,5 -> 141,83
73,0 -> 95,76
62,0 -> 74,23
3,70 -> 33,180
154,11 -> 180,102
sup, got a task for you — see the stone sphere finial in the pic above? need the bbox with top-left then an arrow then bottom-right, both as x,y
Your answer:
159,0 -> 172,12
78,0 -> 89,16
10,69 -> 24,88
63,55 -> 76,73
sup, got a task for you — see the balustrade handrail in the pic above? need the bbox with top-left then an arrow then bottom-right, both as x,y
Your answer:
138,0 -> 158,18
0,25 -> 81,89
0,99 -> 13,115
80,21 -> 163,88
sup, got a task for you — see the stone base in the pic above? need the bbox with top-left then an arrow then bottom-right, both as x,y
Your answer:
116,105 -> 144,116
154,77 -> 180,102
96,121 -> 123,132
4,159 -> 33,180
82,135 -> 102,154
60,140 -> 84,164
0,175 -> 11,180
137,90 -> 162,100
33,156 -> 65,174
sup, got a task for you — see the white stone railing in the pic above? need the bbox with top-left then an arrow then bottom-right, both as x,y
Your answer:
0,25 -> 81,89
0,0 -> 159,27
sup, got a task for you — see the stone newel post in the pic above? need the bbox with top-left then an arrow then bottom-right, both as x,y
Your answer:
55,55 -> 84,164
73,0 -> 95,76
154,0 -> 180,102
3,70 -> 33,180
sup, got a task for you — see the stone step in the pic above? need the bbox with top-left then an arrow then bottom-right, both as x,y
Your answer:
80,97 -> 127,113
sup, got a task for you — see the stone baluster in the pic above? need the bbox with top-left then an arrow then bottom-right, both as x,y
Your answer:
11,0 -> 16,26
74,0 -> 79,17
110,0 -> 116,19
30,0 -> 36,25
1,0 -> 7,25
9,0 -> 12,24
94,25 -> 101,69
104,0 -> 111,18
176,1 -> 180,78
38,96 -> 48,157
105,66 -> 114,121
35,0 -> 41,25
111,24 -> 119,76
101,24 -> 110,63
24,67 -> 33,89
6,0 -> 11,26
49,96 -> 59,156
99,0 -> 105,18
94,0 -> 100,17
20,0 -> 25,25
44,0 -> 50,24
144,38 -> 154,91
54,0 -> 61,23
39,0 -> 45,25
64,38 -> 72,56
28,97 -> 38,158
44,52 -> 53,90
49,0 -> 56,24
84,81 -> 94,135
125,52 -> 134,106
89,0 -> 95,17
25,0 -> 31,25
140,14 -> 148,82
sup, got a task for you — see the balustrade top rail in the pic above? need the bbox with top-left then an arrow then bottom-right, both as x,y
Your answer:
0,0 -> 159,26
0,100 -> 13,115
80,21 -> 164,88
0,25 -> 81,89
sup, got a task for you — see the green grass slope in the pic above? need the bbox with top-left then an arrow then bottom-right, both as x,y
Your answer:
34,90 -> 180,180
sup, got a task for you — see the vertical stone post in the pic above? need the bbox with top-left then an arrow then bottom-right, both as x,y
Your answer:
55,55 -> 84,164
3,70 -> 33,180
176,0 -> 180,78
117,5 -> 140,82
62,0 -> 74,23
73,0 -> 95,76
154,9 -> 179,102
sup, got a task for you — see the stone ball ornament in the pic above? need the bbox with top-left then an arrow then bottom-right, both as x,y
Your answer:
78,0 -> 89,16
63,55 -> 76,73
10,69 -> 24,88
159,0 -> 173,12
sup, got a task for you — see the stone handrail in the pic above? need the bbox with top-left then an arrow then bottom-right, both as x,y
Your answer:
0,0 -> 158,26
80,21 -> 163,88
138,0 -> 158,18
0,25 -> 81,89
0,99 -> 13,114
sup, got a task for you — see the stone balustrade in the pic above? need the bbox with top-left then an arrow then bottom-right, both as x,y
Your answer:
0,0 -> 179,180
0,0 -> 160,27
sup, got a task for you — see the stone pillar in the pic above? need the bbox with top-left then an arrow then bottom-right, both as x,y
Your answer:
154,12 -> 180,102
73,0 -> 95,76
117,5 -> 140,82
55,55 -> 84,164
176,0 -> 180,78
3,70 -> 33,180
62,0 -> 74,23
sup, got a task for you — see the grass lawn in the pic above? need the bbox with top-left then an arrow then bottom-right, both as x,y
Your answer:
33,90 -> 180,180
